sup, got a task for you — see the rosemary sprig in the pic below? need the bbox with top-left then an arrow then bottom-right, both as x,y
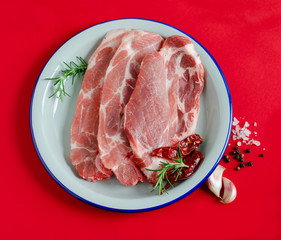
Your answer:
146,146 -> 189,195
45,56 -> 88,101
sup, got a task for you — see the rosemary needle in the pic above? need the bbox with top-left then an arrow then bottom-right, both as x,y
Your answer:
45,56 -> 88,102
146,146 -> 189,195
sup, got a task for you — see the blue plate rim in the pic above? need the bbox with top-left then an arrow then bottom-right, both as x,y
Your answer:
29,17 -> 233,213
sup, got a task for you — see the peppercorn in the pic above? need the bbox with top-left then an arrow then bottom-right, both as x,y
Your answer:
224,155 -> 230,162
236,166 -> 241,171
247,161 -> 253,166
224,158 -> 230,163
260,153 -> 265,157
239,163 -> 245,168
236,150 -> 240,154
231,151 -> 237,155
240,154 -> 244,158
234,146 -> 239,150
239,158 -> 245,162
234,155 -> 240,160
246,149 -> 251,153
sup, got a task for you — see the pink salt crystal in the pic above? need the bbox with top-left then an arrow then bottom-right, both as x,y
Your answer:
233,117 -> 239,126
247,139 -> 261,146
244,129 -> 251,137
244,121 -> 250,128
231,117 -> 260,146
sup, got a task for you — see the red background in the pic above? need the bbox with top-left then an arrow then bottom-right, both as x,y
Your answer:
1,0 -> 281,239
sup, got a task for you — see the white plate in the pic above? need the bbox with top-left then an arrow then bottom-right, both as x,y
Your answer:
30,18 -> 232,212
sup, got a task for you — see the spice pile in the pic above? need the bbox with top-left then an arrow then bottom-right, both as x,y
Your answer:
232,117 -> 261,146
224,146 -> 264,170
223,117 -> 265,170
206,117 -> 265,204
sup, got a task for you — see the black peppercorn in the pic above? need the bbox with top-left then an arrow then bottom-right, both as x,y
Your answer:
260,153 -> 265,157
239,158 -> 245,162
231,151 -> 237,155
246,149 -> 251,153
234,155 -> 240,160
247,161 -> 253,166
239,163 -> 245,168
224,158 -> 230,163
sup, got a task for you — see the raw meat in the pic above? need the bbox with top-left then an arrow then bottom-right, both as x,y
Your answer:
71,29 -> 132,181
124,35 -> 204,184
98,30 -> 164,186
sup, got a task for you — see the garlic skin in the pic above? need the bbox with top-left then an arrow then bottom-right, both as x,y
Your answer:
221,177 -> 237,204
206,165 -> 237,204
206,165 -> 225,197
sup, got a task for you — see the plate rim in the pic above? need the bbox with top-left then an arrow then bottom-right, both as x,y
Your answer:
29,17 -> 233,213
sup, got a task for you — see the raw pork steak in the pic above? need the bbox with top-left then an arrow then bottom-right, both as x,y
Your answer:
124,35 -> 204,184
71,29 -> 132,181
98,30 -> 164,186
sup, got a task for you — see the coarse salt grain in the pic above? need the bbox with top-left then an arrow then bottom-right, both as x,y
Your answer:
248,139 -> 261,146
231,117 -> 261,146
233,117 -> 239,126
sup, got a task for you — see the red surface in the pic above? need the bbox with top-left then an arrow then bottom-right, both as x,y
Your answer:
1,0 -> 281,239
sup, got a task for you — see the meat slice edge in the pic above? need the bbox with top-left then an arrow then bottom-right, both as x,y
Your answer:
98,30 -> 164,186
124,35 -> 205,184
70,29 -> 132,181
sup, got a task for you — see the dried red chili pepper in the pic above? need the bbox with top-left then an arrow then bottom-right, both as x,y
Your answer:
164,150 -> 204,190
151,134 -> 203,159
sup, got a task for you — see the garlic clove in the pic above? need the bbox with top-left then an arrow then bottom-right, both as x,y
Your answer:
206,165 -> 225,198
220,177 -> 237,204
206,165 -> 237,204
